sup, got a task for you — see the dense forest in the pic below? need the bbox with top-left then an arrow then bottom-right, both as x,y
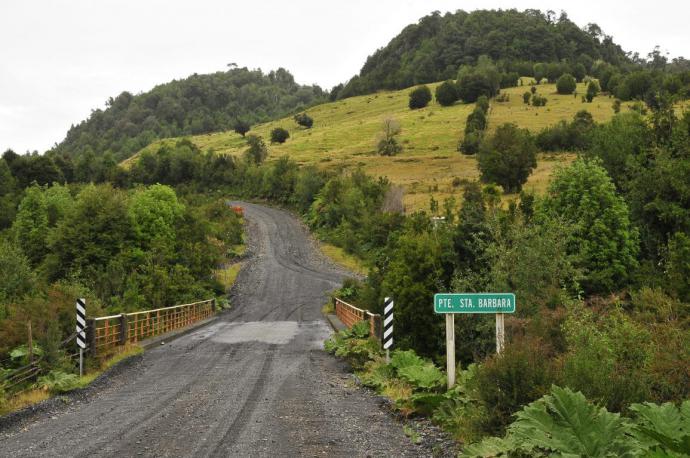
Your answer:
50,67 -> 327,162
336,9 -> 690,99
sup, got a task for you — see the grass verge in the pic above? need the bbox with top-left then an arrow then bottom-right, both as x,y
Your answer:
0,344 -> 143,416
319,242 -> 368,276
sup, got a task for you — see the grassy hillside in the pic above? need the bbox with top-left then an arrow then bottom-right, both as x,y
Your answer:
130,81 -> 625,211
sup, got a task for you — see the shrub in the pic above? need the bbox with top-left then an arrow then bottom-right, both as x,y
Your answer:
522,91 -> 531,104
270,127 -> 289,144
243,135 -> 268,164
293,112 -> 313,128
613,99 -> 621,113
540,159 -> 639,293
556,73 -> 577,94
561,305 -> 653,412
435,81 -> 459,106
475,96 -> 490,113
233,119 -> 251,137
465,107 -> 487,132
409,85 -> 432,109
532,94 -> 547,106
530,85 -> 537,94
463,386 -> 643,458
586,80 -> 600,102
459,131 -> 482,155
473,335 -> 558,435
37,370 -> 80,394
477,123 -> 537,193
376,118 -> 403,156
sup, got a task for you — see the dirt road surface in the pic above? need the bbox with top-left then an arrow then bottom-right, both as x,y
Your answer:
0,203 -> 442,457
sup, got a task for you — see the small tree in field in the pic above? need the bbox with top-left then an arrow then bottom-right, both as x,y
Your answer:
270,127 -> 290,144
556,73 -> 577,94
409,85 -> 432,109
523,91 -> 532,104
243,135 -> 268,164
294,112 -> 313,128
478,123 -> 537,193
586,81 -> 600,102
377,118 -> 403,156
233,119 -> 251,137
435,81 -> 459,106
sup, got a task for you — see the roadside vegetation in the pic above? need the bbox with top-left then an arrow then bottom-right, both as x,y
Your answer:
1,8 -> 689,451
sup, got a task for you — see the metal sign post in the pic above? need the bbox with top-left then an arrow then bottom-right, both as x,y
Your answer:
383,297 -> 394,363
76,298 -> 87,377
434,293 -> 516,387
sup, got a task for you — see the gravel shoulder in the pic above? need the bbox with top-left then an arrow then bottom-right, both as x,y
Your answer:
0,202 -> 454,457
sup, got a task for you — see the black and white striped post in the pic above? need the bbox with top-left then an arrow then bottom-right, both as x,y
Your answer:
76,298 -> 86,377
383,297 -> 393,362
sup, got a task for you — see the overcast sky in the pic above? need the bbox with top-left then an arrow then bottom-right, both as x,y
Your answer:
1,0 -> 688,154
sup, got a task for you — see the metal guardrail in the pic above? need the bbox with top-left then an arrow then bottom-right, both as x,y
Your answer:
333,297 -> 382,342
88,299 -> 216,356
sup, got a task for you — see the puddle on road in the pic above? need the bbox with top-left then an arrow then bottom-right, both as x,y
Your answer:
211,321 -> 301,345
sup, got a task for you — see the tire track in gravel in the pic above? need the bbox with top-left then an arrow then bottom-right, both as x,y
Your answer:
205,344 -> 278,457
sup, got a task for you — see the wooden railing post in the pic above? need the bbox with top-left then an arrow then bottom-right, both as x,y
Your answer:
211,298 -> 217,312
87,318 -> 96,356
119,314 -> 128,345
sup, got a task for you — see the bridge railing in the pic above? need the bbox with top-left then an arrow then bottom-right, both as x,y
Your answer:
88,299 -> 216,356
333,297 -> 382,342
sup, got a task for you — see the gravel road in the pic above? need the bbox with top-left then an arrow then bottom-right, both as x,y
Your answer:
0,202 -> 446,457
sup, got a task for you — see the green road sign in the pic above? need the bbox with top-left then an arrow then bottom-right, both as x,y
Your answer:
434,293 -> 516,314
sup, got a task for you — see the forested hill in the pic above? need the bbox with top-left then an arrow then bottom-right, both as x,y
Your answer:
337,9 -> 630,98
50,67 -> 327,161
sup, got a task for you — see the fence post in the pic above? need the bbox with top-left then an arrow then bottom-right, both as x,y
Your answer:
211,298 -> 217,312
87,318 -> 96,356
119,314 -> 128,345
370,314 -> 383,344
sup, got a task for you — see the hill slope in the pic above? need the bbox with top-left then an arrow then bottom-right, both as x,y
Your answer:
131,81 -> 626,210
51,67 -> 326,162
338,9 -> 629,98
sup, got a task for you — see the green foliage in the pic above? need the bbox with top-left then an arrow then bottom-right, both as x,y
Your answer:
10,344 -> 44,365
485,213 -> 580,315
376,118 -> 403,156
535,110 -> 595,152
243,135 -> 269,164
466,107 -> 487,132
586,112 -> 650,188
339,9 -> 629,98
541,159 -> 639,293
52,67 -> 326,162
478,123 -> 537,193
474,336 -> 558,435
522,91 -> 531,104
37,370 -> 80,394
561,304 -> 654,412
556,73 -> 577,94
435,81 -> 459,106
408,85 -> 432,109
380,228 -> 453,357
531,94 -> 547,106
586,80 -> 600,102
13,185 -> 49,266
270,127 -> 290,144
233,118 -> 251,137
463,386 -> 641,458
0,240 -> 35,307
475,96 -> 490,113
629,400 -> 690,455
324,321 -> 380,370
293,112 -> 314,128
128,184 -> 184,248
